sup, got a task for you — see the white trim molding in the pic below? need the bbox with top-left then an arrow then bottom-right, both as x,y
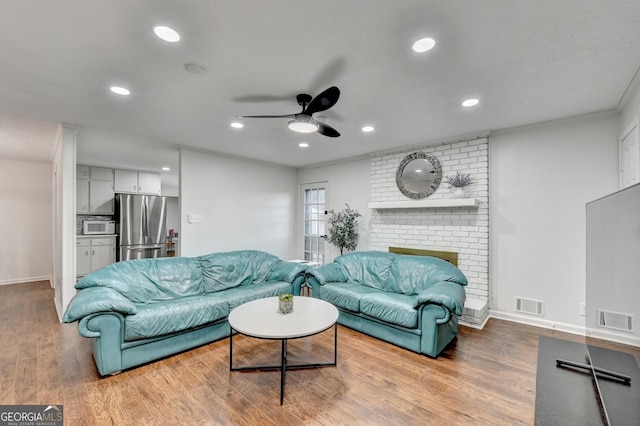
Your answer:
0,276 -> 53,286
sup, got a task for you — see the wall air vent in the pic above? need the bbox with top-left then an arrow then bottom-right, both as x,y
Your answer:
597,309 -> 633,332
515,297 -> 544,316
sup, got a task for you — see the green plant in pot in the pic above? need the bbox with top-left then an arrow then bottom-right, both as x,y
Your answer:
445,171 -> 475,198
278,293 -> 294,314
326,204 -> 362,255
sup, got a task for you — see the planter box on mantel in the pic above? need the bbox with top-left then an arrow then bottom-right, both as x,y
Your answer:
368,198 -> 480,210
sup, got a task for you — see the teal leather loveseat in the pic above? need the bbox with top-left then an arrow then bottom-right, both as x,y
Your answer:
62,250 -> 308,376
305,251 -> 467,357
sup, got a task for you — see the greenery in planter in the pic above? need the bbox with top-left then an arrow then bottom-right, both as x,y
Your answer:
326,204 -> 362,255
278,293 -> 293,302
445,171 -> 475,188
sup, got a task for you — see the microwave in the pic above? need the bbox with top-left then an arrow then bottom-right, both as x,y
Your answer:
82,220 -> 115,235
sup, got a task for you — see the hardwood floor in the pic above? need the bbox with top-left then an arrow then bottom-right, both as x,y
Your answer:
1,281 -> 638,425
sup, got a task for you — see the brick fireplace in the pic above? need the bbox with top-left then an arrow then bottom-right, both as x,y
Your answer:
369,137 -> 490,327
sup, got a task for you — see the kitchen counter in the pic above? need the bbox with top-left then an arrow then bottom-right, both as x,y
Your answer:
76,234 -> 117,238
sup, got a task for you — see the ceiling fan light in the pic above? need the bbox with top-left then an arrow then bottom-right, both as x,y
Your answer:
288,119 -> 319,133
412,37 -> 436,53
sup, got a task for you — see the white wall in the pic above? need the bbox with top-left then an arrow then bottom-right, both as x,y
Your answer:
490,111 -> 619,331
179,149 -> 298,259
0,158 -> 53,284
297,157 -> 371,262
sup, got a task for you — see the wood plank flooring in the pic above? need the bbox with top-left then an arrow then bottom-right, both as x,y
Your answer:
1,281 -> 638,425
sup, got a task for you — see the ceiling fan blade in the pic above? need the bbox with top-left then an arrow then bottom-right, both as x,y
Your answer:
303,86 -> 340,115
233,94 -> 295,103
236,114 -> 296,119
317,121 -> 340,138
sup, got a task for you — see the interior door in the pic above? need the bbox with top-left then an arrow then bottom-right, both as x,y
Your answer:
620,121 -> 639,189
301,183 -> 327,264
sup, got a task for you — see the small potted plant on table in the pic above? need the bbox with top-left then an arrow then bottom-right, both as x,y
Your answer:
278,293 -> 294,314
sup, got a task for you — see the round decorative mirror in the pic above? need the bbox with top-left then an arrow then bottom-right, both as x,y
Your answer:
395,152 -> 442,199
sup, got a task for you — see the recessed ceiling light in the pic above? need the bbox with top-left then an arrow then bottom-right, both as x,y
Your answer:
299,142 -> 309,148
153,25 -> 180,43
412,37 -> 436,53
110,86 -> 130,96
162,167 -> 171,171
230,122 -> 244,129
462,98 -> 480,107
362,126 -> 375,133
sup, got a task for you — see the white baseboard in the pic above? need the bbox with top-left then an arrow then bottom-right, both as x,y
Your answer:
489,309 -> 586,337
0,275 -> 52,286
587,327 -> 640,348
490,310 -> 640,348
54,296 -> 63,323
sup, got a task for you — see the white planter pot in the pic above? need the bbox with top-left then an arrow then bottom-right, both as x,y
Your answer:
452,187 -> 467,198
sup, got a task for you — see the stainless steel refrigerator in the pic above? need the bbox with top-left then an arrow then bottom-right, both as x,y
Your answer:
117,194 -> 167,261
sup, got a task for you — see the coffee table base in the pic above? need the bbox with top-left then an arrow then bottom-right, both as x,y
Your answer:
229,324 -> 338,405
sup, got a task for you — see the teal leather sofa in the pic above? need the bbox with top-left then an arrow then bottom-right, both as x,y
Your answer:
62,250 -> 308,376
305,251 -> 467,357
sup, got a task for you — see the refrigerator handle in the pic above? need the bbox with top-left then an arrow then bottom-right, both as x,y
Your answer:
143,196 -> 150,242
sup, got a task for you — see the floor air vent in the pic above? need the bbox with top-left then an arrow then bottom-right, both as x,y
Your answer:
597,309 -> 633,332
516,297 -> 544,316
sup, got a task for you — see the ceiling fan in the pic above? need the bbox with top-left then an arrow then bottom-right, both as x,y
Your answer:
237,86 -> 341,137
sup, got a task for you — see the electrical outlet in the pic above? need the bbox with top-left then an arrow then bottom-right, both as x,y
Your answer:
579,302 -> 586,317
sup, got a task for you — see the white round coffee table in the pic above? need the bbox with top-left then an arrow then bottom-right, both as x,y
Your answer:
228,296 -> 339,405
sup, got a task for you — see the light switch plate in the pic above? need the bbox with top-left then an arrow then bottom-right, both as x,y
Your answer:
188,214 -> 204,223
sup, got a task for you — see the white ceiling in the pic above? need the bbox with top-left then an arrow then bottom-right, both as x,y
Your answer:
0,1 -> 639,171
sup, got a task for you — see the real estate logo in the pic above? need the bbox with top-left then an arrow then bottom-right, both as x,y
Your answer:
0,405 -> 63,426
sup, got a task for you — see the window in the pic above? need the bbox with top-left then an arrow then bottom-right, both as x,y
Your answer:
301,183 -> 326,264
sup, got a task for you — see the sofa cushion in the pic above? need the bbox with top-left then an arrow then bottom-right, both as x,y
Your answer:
334,251 -> 394,290
318,282 -> 380,312
76,257 -> 204,303
215,281 -> 293,310
198,250 -> 281,293
359,291 -> 419,328
386,255 -> 468,295
124,295 -> 229,341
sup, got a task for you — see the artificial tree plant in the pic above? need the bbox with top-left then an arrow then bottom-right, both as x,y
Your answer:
326,204 -> 362,255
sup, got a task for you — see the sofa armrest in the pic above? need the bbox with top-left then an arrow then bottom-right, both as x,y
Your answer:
62,287 -> 137,323
267,261 -> 309,283
415,282 -> 466,316
307,263 -> 347,285
77,311 -> 126,339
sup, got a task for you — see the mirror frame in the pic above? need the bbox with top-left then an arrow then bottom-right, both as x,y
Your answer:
395,152 -> 442,199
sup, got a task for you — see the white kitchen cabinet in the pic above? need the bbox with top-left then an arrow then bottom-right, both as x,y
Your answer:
77,165 -> 90,179
76,236 -> 116,277
89,166 -> 115,181
114,169 -> 161,195
90,180 -> 115,213
76,239 -> 92,276
76,179 -> 90,213
137,172 -> 161,195
76,165 -> 115,214
114,169 -> 138,193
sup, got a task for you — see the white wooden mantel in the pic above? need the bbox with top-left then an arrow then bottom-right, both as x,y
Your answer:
368,198 -> 480,209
